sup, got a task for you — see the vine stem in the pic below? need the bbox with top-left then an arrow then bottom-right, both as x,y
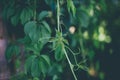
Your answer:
57,0 -> 60,31
57,0 -> 77,80
33,0 -> 37,21
65,46 -> 80,65
63,48 -> 78,80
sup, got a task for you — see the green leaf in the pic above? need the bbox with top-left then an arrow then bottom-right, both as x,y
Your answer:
5,45 -> 13,61
39,55 -> 50,74
24,21 -> 51,43
63,39 -> 69,45
24,21 -> 36,34
14,45 -> 20,56
78,65 -> 89,71
29,26 -> 39,42
41,21 -> 51,33
24,55 -> 36,74
67,0 -> 76,17
20,7 -> 33,24
67,0 -> 71,13
5,45 -> 20,62
31,58 -> 40,77
26,43 -> 43,55
53,31 -> 66,61
38,23 -> 51,44
11,14 -> 19,26
25,55 -> 50,77
6,6 -> 15,19
39,11 -> 48,20
48,63 -> 63,76
55,42 -> 64,61
41,55 -> 50,66
24,21 -> 39,42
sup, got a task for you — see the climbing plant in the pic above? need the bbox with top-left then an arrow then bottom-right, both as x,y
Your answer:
0,0 -> 117,80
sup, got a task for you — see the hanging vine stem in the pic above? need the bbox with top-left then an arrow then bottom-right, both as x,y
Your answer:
63,48 -> 78,80
33,0 -> 37,21
57,0 -> 60,31
57,0 -> 77,80
65,46 -> 80,65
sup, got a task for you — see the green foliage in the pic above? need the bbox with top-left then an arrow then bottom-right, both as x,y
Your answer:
24,20 -> 51,43
20,7 -> 33,24
39,11 -> 49,21
25,55 -> 50,77
53,31 -> 66,61
5,44 -> 20,62
67,0 -> 76,17
24,21 -> 38,42
1,0 -> 117,80
11,14 -> 20,26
